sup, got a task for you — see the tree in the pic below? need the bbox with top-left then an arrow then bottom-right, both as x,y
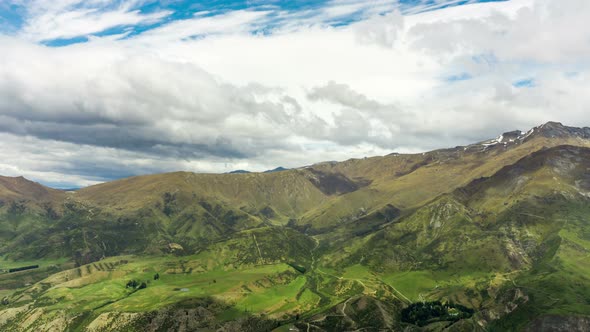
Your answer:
138,282 -> 147,289
126,280 -> 138,288
154,273 -> 160,280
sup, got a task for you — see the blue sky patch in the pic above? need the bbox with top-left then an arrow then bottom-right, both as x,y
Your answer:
0,2 -> 25,33
513,78 -> 535,88
445,73 -> 473,82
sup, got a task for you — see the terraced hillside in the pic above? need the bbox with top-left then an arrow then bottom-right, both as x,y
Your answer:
0,122 -> 589,331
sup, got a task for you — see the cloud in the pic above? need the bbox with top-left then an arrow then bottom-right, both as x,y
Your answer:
0,36 -> 340,174
17,0 -> 171,42
0,0 -> 589,187
133,10 -> 270,43
354,10 -> 404,48
308,81 -> 383,110
405,0 -> 590,64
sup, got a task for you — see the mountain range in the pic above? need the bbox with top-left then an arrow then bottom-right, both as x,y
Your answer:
0,121 -> 589,331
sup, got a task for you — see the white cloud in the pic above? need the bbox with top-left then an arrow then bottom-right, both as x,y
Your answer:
133,10 -> 271,43
405,0 -> 590,64
0,0 -> 589,186
18,0 -> 171,42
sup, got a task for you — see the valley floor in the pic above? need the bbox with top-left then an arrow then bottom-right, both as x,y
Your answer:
0,236 -> 526,332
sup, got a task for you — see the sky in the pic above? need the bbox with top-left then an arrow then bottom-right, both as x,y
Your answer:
0,0 -> 589,188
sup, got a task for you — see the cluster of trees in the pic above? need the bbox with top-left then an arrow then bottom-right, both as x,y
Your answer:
8,265 -> 39,273
287,262 -> 306,274
126,273 -> 160,290
126,280 -> 147,290
401,301 -> 474,326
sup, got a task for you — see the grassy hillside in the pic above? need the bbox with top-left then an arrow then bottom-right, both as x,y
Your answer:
298,126 -> 590,232
324,145 -> 590,330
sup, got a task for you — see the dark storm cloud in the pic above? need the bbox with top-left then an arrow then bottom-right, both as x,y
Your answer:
0,116 -> 248,159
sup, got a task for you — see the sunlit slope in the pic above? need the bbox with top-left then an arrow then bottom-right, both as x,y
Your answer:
0,176 -> 63,202
318,145 -> 590,329
331,145 -> 590,270
0,168 -> 358,261
75,168 -> 361,222
298,122 -> 590,232
0,227 -> 318,331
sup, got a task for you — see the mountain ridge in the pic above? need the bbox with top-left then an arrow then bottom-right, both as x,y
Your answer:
1,121 -> 584,194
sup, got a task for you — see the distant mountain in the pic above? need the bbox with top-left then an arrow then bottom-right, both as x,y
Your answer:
1,122 -> 590,331
227,169 -> 250,174
58,187 -> 81,192
263,166 -> 289,173
227,167 -> 289,174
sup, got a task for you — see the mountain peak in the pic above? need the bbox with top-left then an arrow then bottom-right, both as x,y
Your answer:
264,167 -> 289,173
0,175 -> 30,185
228,169 -> 250,174
0,175 -> 63,202
500,130 -> 523,139
469,122 -> 590,151
532,121 -> 590,139
540,121 -> 565,128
